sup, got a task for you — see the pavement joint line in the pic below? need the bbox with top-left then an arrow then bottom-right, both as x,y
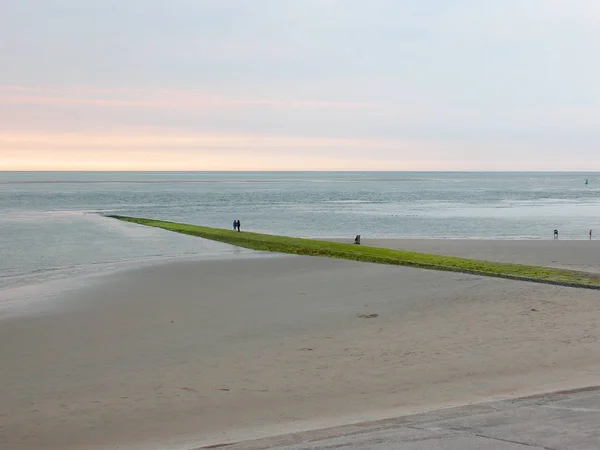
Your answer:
444,427 -> 558,450
539,405 -> 600,413
475,434 -> 557,450
403,423 -> 558,450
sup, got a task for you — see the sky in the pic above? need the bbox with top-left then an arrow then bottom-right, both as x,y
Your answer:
2,0 -> 600,171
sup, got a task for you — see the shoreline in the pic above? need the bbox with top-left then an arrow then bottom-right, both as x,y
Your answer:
5,235 -> 600,319
0,248 -> 277,319
4,235 -> 597,296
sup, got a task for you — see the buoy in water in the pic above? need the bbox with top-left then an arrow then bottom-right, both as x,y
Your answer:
585,179 -> 589,185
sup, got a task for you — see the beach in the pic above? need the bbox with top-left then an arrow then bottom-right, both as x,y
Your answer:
2,240 -> 600,449
363,238 -> 600,273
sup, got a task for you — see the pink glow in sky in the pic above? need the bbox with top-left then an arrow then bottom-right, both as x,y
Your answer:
2,1 -> 600,170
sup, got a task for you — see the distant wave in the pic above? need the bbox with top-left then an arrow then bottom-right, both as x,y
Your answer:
0,178 -> 431,185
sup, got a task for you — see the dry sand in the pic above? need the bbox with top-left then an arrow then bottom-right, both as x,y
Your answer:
355,238 -> 600,273
2,243 -> 600,449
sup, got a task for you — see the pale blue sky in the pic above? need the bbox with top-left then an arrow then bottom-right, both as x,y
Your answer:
2,1 -> 600,170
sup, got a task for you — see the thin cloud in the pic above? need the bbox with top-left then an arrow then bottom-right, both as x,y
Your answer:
3,129 -> 593,171
0,130 -> 420,151
0,85 -> 377,110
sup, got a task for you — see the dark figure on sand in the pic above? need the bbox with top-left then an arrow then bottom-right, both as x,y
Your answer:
554,229 -> 559,240
590,229 -> 593,240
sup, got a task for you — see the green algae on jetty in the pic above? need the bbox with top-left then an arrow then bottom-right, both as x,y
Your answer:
109,216 -> 600,290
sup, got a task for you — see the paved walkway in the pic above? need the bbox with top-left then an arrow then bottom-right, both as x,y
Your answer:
210,386 -> 600,449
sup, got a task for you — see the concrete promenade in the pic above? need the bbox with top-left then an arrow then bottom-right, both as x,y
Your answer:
214,386 -> 600,449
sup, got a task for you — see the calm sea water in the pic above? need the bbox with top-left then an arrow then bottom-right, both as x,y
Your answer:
2,171 -> 599,311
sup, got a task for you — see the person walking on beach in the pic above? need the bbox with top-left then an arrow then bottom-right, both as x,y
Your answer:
590,229 -> 593,240
554,229 -> 559,240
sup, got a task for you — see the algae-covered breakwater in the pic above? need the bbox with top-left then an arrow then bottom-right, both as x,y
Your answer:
109,215 -> 600,290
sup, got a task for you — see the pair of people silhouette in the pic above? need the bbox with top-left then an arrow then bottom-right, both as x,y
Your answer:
232,219 -> 241,232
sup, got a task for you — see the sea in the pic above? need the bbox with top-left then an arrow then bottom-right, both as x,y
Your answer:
2,171 -> 599,314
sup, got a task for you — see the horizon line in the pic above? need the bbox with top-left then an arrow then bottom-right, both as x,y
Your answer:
2,170 -> 600,173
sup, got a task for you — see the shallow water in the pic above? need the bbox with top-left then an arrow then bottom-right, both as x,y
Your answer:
1,171 -> 599,309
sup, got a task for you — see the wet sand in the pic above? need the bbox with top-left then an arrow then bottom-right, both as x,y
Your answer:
2,245 -> 600,449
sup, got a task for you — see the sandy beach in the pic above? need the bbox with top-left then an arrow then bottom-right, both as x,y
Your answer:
2,240 -> 600,449
362,238 -> 600,273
